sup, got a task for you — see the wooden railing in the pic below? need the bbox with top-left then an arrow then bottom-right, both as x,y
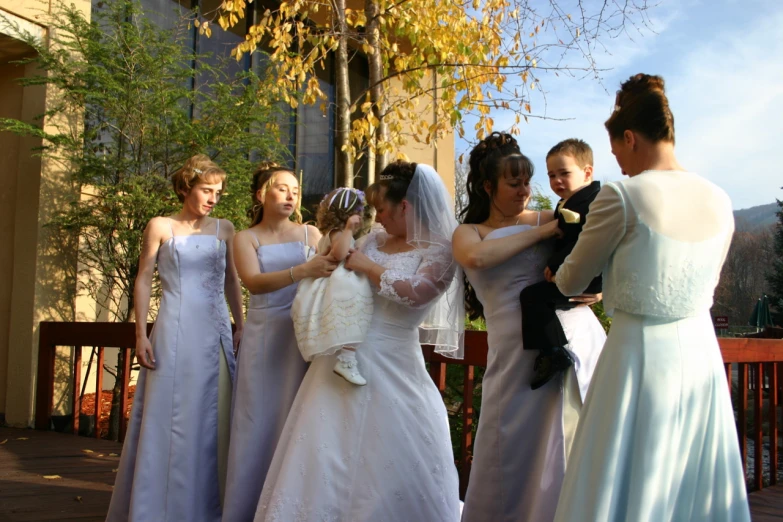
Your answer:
36,322 -> 783,494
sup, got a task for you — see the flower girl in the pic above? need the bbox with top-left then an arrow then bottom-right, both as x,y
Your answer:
292,188 -> 374,385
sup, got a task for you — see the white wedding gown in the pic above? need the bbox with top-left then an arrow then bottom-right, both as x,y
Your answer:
253,230 -> 461,522
553,170 -> 751,521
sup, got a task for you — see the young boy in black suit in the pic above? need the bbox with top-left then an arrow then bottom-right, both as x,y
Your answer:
520,139 -> 603,390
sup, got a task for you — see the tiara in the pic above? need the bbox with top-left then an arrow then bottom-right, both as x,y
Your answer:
328,188 -> 364,211
193,168 -> 203,174
379,173 -> 394,181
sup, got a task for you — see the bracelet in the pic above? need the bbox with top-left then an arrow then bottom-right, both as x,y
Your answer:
289,266 -> 296,283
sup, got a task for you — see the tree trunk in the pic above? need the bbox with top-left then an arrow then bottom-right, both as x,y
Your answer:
334,0 -> 353,187
365,0 -> 387,181
108,292 -> 135,441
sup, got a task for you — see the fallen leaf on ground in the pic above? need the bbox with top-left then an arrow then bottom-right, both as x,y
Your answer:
16,437 -> 29,440
43,475 -> 62,480
82,449 -> 94,454
112,468 -> 119,472
97,454 -> 104,457
75,496 -> 83,503
109,453 -> 118,457
0,439 -> 7,445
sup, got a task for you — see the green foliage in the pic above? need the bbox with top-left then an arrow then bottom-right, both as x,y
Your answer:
767,191 -> 783,325
0,0 -> 286,318
529,187 -> 554,211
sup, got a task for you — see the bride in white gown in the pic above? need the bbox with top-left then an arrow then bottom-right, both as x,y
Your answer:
253,161 -> 464,522
553,74 -> 750,521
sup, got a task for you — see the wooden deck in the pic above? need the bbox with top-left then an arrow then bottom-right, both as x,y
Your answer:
751,484 -> 783,521
1,426 -> 781,521
0,427 -> 120,521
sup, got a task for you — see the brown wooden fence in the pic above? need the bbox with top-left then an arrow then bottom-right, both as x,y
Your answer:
35,322 -> 783,495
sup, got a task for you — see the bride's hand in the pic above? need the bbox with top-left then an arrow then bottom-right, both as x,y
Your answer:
569,292 -> 602,307
344,248 -> 373,274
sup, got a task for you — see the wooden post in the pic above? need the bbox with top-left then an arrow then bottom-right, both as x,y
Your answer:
35,322 -> 57,430
755,363 -> 764,490
769,362 -> 778,486
460,365 -> 475,499
119,347 -> 131,443
739,363 -> 748,475
72,346 -> 82,435
95,347 -> 104,439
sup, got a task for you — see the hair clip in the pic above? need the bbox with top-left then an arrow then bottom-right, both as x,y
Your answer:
193,168 -> 203,174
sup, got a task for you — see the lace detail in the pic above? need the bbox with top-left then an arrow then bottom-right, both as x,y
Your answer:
608,244 -> 721,318
363,231 -> 453,309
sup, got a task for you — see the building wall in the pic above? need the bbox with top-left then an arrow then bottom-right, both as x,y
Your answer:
0,1 -> 91,427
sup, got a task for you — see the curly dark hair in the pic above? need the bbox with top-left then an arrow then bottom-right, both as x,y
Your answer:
316,188 -> 374,239
460,132 -> 534,320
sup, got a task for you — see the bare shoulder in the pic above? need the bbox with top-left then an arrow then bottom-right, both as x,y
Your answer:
537,210 -> 556,224
305,224 -> 321,240
146,216 -> 171,236
218,218 -> 236,233
234,228 -> 257,246
454,222 -> 489,241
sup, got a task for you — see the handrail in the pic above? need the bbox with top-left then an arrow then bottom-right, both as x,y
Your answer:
35,322 -> 783,493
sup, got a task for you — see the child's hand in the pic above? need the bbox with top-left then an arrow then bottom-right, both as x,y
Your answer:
347,214 -> 362,232
544,267 -> 555,283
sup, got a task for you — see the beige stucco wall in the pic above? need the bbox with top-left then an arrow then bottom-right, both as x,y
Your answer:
1,0 -> 91,427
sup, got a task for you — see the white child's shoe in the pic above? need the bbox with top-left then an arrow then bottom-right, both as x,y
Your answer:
334,354 -> 367,386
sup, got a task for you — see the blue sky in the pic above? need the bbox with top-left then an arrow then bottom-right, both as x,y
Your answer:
456,0 -> 783,210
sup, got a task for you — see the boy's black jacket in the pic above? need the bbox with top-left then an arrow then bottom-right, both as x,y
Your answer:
548,180 -> 602,273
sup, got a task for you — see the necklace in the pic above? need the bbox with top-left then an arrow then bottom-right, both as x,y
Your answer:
185,217 -> 204,231
487,215 -> 520,229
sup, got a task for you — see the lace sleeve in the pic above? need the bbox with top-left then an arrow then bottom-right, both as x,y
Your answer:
378,245 -> 456,309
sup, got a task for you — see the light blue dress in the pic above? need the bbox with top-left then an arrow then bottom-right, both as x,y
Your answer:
553,170 -> 751,522
221,231 -> 310,522
107,219 -> 236,522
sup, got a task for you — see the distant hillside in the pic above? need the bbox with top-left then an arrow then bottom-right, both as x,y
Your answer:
734,202 -> 779,231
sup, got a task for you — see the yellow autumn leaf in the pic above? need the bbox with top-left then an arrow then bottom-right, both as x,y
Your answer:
43,475 -> 62,480
0,439 -> 7,445
16,437 -> 28,440
109,453 -> 119,457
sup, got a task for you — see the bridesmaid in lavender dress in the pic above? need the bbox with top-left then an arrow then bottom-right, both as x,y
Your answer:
221,163 -> 338,522
107,154 -> 244,522
453,134 -> 606,522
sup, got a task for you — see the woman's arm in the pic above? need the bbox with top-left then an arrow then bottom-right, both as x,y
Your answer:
134,217 -> 167,370
555,185 -> 627,296
233,230 -> 337,295
221,220 -> 244,352
345,243 -> 455,308
452,218 -> 561,271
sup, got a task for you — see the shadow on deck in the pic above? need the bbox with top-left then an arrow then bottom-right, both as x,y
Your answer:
1,426 -> 781,521
0,427 -> 119,521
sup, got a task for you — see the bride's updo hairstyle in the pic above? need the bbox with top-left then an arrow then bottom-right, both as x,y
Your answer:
460,132 -> 534,225
605,73 -> 675,143
366,160 -> 417,208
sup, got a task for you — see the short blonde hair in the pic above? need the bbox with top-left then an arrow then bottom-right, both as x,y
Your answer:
171,154 -> 226,202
